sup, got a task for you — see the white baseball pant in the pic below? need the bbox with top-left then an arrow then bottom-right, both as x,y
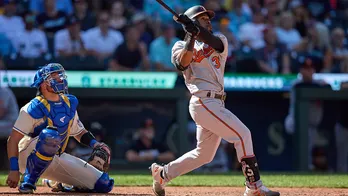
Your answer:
18,137 -> 103,189
165,94 -> 254,180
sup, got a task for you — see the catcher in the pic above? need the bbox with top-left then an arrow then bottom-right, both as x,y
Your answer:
6,63 -> 114,193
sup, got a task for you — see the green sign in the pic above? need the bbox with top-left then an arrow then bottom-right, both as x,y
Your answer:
224,74 -> 296,91
0,71 -> 178,89
224,74 -> 348,91
1,71 -> 348,91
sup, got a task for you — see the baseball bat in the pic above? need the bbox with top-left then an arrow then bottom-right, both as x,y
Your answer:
155,0 -> 180,20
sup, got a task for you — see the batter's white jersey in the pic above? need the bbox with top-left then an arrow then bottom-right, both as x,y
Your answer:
14,103 -> 85,153
171,33 -> 229,95
164,33 -> 254,181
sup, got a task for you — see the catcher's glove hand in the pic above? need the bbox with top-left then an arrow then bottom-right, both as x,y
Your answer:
87,142 -> 111,172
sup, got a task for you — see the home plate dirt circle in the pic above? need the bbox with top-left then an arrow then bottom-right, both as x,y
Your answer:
0,187 -> 347,195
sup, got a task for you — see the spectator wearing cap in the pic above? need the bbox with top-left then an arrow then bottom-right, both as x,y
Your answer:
238,8 -> 266,50
84,11 -> 123,62
285,56 -> 331,170
12,12 -> 48,58
54,15 -> 86,58
108,24 -> 150,71
275,11 -> 302,51
0,0 -> 24,41
30,0 -> 73,15
255,27 -> 290,74
149,23 -> 179,72
109,0 -> 127,33
126,118 -> 175,163
36,0 -> 69,36
72,0 -> 96,31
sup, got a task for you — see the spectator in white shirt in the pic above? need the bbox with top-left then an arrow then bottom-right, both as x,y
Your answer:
275,11 -> 302,50
238,9 -> 266,50
54,15 -> 86,57
84,11 -> 124,61
12,12 -> 48,58
0,0 -> 24,41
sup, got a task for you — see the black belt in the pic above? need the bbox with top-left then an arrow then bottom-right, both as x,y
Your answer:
207,92 -> 226,101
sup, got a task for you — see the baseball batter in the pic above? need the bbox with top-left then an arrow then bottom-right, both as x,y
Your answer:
150,5 -> 280,196
6,63 -> 114,194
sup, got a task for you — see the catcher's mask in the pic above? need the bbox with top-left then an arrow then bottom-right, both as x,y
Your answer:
31,63 -> 68,94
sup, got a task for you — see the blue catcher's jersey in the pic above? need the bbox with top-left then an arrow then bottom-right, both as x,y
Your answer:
14,94 -> 85,153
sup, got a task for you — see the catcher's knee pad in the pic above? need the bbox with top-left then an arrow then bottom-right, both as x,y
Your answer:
94,173 -> 114,193
23,127 -> 61,185
36,127 -> 61,157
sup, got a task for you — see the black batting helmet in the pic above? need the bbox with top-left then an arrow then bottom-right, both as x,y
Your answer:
184,5 -> 215,20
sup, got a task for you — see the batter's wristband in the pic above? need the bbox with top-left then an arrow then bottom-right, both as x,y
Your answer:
9,157 -> 19,171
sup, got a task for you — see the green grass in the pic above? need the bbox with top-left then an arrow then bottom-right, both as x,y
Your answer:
0,172 -> 347,188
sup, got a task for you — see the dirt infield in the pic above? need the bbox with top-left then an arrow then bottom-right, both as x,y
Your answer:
0,186 -> 347,196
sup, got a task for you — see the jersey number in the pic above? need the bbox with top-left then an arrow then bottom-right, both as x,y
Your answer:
212,56 -> 221,69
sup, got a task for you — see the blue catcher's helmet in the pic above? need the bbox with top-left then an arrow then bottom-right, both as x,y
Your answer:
31,63 -> 68,94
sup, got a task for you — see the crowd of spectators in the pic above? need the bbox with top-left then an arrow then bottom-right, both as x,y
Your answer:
0,0 -> 348,74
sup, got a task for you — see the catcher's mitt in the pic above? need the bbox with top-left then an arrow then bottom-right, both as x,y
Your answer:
87,143 -> 111,172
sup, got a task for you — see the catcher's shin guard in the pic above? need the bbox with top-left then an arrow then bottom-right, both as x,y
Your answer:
93,172 -> 114,193
21,127 -> 61,190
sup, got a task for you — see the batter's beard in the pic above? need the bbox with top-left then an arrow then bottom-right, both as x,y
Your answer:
207,26 -> 213,33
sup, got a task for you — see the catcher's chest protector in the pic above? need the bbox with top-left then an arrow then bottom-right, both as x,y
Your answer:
28,94 -> 77,153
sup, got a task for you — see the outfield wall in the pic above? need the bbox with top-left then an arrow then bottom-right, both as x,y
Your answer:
1,71 -> 343,171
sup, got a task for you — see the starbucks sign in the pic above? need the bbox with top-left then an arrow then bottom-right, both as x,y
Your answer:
0,71 -> 178,89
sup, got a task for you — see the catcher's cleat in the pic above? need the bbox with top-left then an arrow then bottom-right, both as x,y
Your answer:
150,163 -> 166,196
42,179 -> 74,192
18,182 -> 35,194
244,182 -> 280,196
